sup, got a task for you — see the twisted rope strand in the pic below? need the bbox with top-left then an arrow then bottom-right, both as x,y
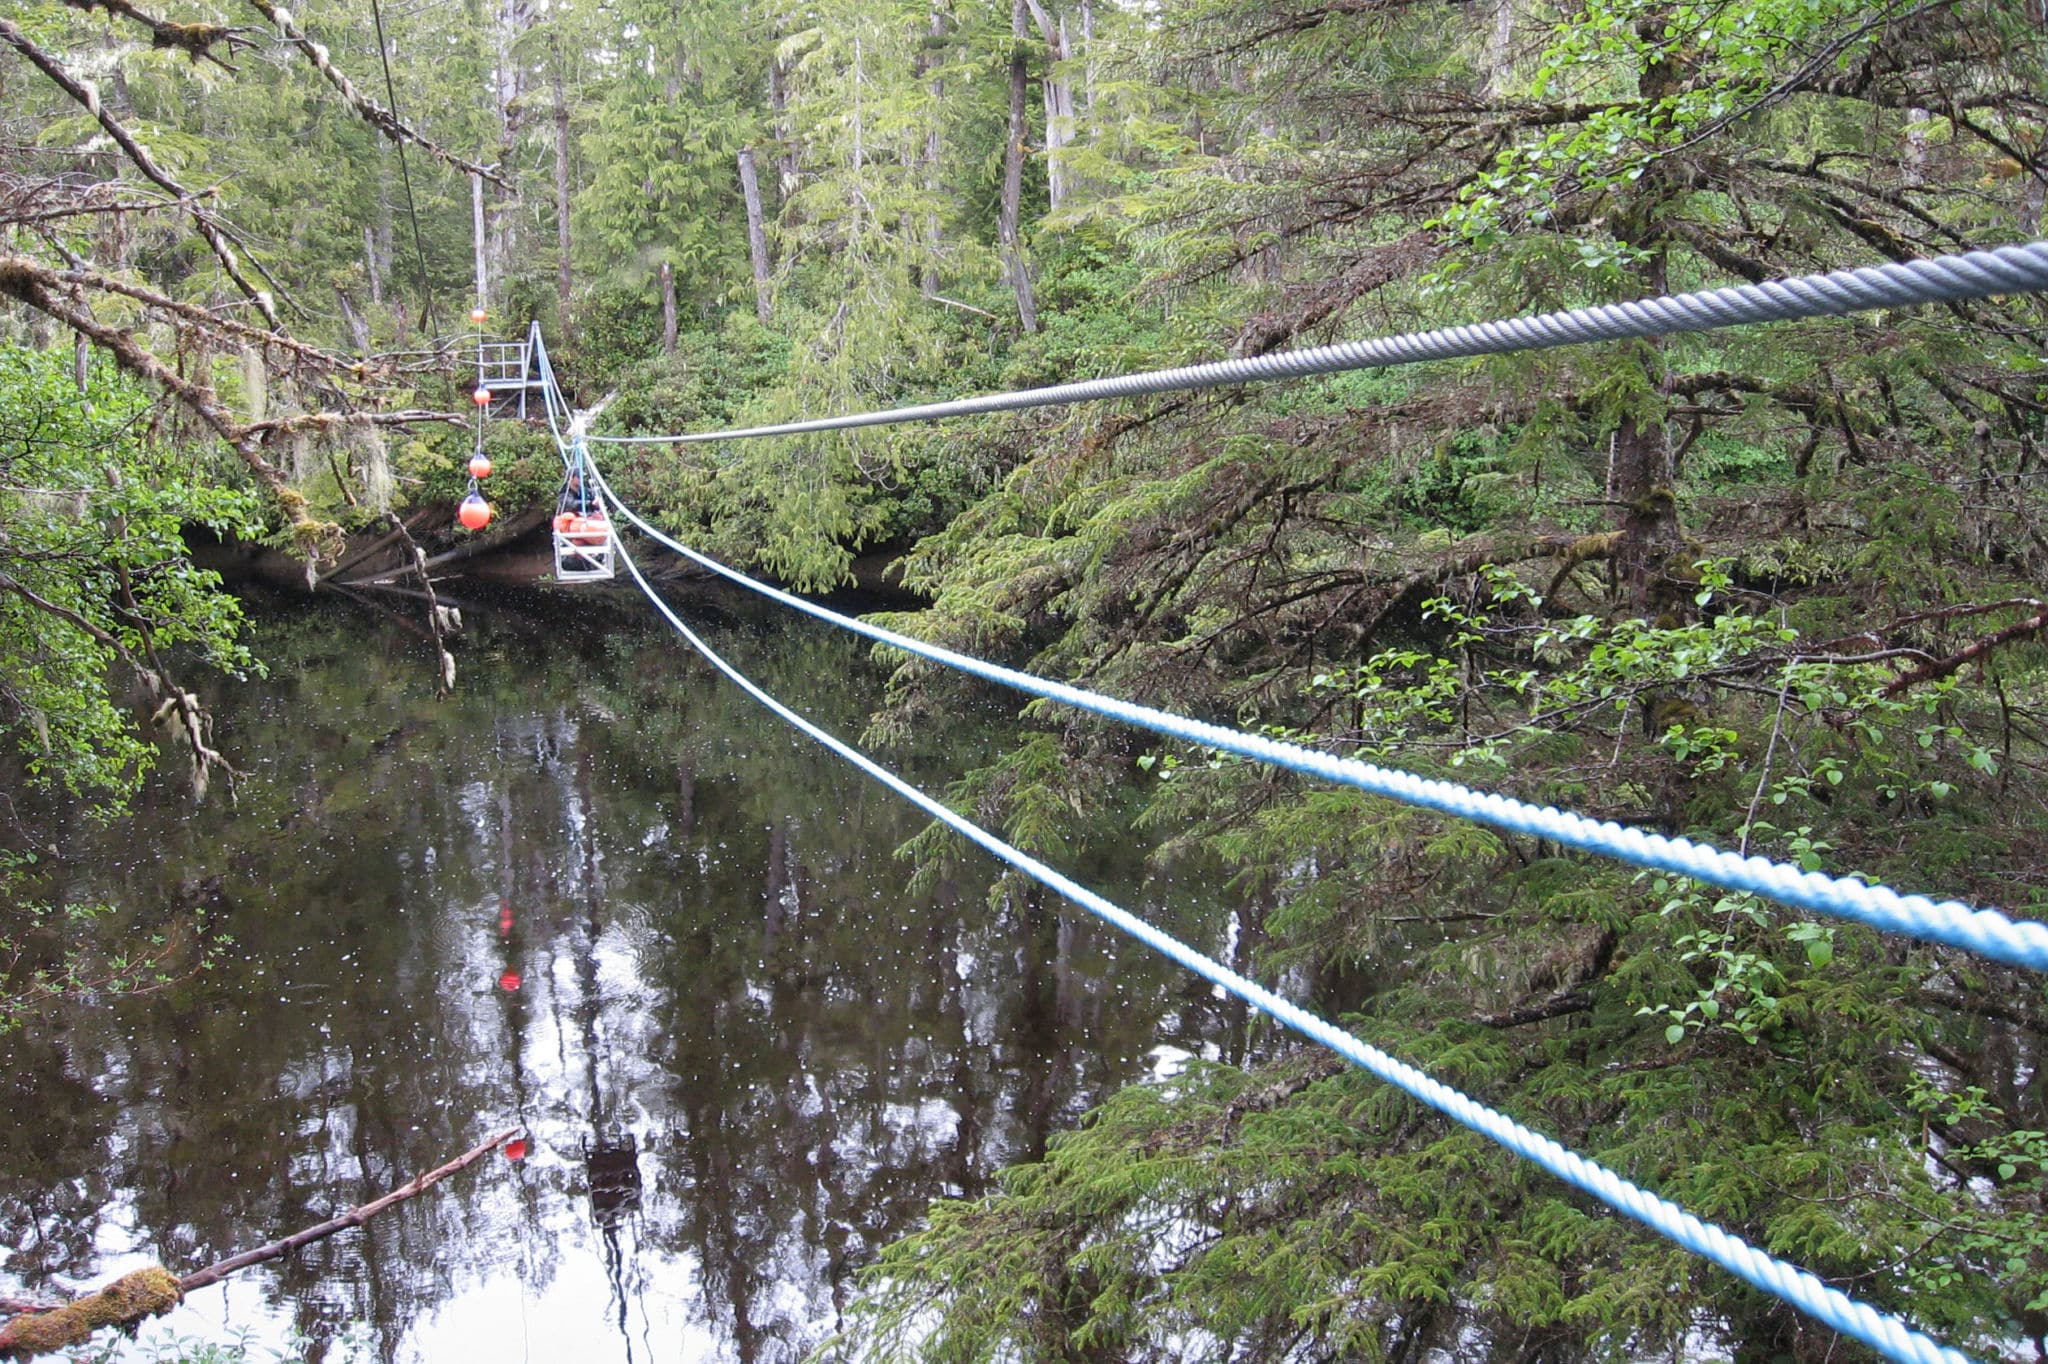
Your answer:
586,242 -> 2048,445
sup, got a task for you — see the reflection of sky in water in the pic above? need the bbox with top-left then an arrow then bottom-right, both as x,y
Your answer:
0,589 -> 1245,1363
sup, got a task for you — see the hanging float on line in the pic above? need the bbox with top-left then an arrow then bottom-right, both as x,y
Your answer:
552,440 -> 615,583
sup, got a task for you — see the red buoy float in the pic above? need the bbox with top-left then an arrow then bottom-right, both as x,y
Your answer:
472,385 -> 492,407
459,491 -> 493,530
468,452 -> 493,479
498,967 -> 522,992
503,1136 -> 529,1162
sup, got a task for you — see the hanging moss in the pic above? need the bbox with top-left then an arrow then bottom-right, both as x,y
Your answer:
0,1266 -> 182,1359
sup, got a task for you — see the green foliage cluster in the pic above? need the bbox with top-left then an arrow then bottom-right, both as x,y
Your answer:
0,346 -> 259,805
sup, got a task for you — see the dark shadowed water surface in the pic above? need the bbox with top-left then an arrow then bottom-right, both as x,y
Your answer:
0,585 -> 1243,1363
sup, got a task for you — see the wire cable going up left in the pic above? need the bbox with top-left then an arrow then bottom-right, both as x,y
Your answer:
583,457 -> 1974,1364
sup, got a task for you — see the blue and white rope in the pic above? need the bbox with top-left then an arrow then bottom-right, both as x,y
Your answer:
591,470 -> 1973,1364
585,242 -> 2048,446
580,461 -> 2048,974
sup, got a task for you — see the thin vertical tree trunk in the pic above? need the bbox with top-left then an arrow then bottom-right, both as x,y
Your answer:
551,52 -> 573,332
1486,0 -> 1514,96
1081,0 -> 1094,117
738,146 -> 773,324
373,156 -> 394,306
336,289 -> 372,351
922,10 -> 945,296
1000,0 -> 1040,333
1904,107 -> 1929,186
769,56 -> 799,197
659,259 -> 677,354
1022,0 -> 1072,210
363,225 -> 383,306
471,172 -> 489,316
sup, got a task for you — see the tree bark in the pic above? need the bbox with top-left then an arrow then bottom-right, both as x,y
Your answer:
738,146 -> 773,323
659,259 -> 677,354
1000,0 -> 1040,332
551,51 -> 573,332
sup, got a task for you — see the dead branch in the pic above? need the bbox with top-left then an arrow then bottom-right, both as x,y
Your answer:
245,409 -> 463,439
240,0 -> 508,187
0,1129 -> 518,1360
179,1127 -> 519,1292
1882,605 -> 2048,696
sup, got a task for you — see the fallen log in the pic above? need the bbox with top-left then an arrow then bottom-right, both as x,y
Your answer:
0,1127 -> 518,1360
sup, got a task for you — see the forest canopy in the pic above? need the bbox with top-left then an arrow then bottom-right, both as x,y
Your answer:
3,0 -> 2048,1358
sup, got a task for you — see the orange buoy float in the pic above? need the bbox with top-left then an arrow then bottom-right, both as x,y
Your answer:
471,306 -> 488,325
468,452 -> 493,479
458,491 -> 493,530
472,385 -> 492,407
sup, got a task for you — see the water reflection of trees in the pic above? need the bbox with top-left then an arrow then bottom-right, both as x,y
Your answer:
0,588 -> 1236,1362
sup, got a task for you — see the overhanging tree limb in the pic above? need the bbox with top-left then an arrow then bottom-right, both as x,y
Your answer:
0,16 -> 282,327
240,0 -> 510,188
57,0 -> 257,70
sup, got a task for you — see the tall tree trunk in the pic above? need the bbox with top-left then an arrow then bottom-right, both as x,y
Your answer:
1609,22 -> 1683,616
471,172 -> 489,317
922,10 -> 945,296
1904,107 -> 1929,186
372,155 -> 394,307
1000,0 -> 1040,333
486,0 -> 534,282
336,288 -> 372,352
1486,0 -> 1515,96
1080,0 -> 1094,117
551,52 -> 573,332
738,146 -> 773,324
363,225 -> 383,307
1023,0 -> 1072,210
769,56 -> 799,197
659,259 -> 677,354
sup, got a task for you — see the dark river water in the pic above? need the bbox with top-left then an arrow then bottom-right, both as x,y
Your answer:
0,584 -> 1244,1363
